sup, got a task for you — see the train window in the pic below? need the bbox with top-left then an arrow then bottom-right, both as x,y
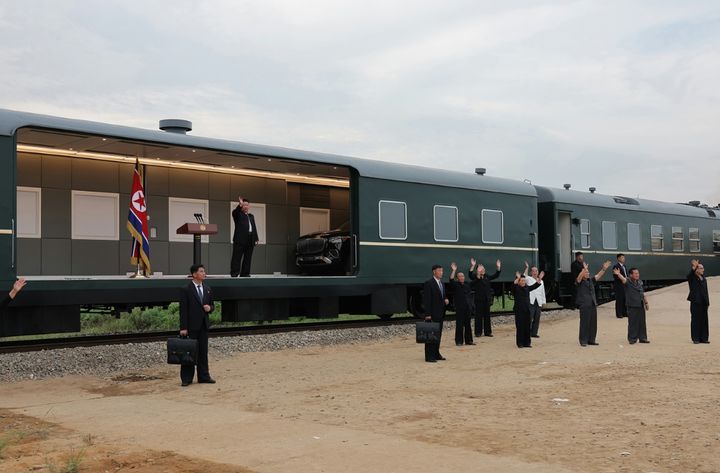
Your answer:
580,219 -> 590,248
433,205 -> 459,242
71,191 -> 120,240
378,200 -> 407,240
17,186 -> 42,238
627,223 -> 641,250
713,230 -> 720,253
689,228 -> 700,252
481,209 -> 504,244
650,225 -> 664,251
602,221 -> 617,249
672,226 -> 684,252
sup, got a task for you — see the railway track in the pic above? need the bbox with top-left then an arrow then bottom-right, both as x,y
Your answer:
0,309 -> 559,354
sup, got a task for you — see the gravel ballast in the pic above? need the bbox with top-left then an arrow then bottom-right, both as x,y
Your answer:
0,310 -> 575,383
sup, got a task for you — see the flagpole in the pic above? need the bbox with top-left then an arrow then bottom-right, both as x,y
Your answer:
129,240 -> 148,278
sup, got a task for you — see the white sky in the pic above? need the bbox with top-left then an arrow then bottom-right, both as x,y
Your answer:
1,0 -> 719,204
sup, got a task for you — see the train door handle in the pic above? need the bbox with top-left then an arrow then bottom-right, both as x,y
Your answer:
11,218 -> 15,270
352,234 -> 358,269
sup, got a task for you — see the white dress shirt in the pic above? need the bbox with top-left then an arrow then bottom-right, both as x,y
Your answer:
525,275 -> 546,306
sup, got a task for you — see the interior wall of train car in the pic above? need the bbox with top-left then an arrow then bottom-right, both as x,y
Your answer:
14,128 -> 351,277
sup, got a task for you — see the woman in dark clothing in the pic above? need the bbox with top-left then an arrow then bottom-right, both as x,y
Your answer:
513,271 -> 543,348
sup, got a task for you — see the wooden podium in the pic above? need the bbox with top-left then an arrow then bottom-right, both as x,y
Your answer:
176,223 -> 219,266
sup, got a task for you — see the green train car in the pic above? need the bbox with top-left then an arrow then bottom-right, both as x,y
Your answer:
0,109 -> 537,336
536,186 -> 720,305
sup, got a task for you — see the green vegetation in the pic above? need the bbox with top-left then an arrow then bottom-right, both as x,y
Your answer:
0,295 -> 515,342
46,448 -> 84,473
0,436 -> 7,458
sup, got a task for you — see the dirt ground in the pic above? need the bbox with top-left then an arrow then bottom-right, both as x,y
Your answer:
1,278 -> 718,473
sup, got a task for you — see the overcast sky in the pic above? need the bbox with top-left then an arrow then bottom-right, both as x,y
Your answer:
1,0 -> 718,204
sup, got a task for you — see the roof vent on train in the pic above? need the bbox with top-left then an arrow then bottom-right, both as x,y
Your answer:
589,187 -> 596,193
475,168 -> 486,175
688,200 -> 701,206
613,196 -> 639,205
159,119 -> 192,134
563,184 -> 571,190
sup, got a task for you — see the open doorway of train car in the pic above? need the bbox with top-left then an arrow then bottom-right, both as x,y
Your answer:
13,127 -> 355,278
557,212 -> 572,272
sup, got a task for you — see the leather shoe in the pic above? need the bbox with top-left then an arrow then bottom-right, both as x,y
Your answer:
639,340 -> 650,344
181,381 -> 191,387
580,343 -> 588,347
693,341 -> 700,344
588,342 -> 599,345
531,335 -> 539,338
485,334 -> 494,337
466,342 -> 477,345
437,356 -> 447,361
198,378 -> 216,384
700,341 -> 710,344
628,340 -> 637,344
425,359 -> 437,363
456,343 -> 463,346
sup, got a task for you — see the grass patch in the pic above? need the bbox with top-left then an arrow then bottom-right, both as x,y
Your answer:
0,437 -> 7,458
47,448 -> 84,473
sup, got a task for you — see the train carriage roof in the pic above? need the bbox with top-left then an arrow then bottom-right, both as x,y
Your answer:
535,185 -> 718,219
0,108 -> 536,197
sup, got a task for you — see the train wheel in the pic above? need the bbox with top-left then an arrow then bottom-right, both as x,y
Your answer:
408,291 -> 424,318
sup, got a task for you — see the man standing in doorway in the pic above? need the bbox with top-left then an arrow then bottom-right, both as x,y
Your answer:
469,258 -> 501,337
423,264 -> 449,362
613,254 -> 628,318
230,197 -> 259,277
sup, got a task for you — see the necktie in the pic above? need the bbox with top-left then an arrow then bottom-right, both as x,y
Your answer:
437,280 -> 443,298
196,285 -> 203,300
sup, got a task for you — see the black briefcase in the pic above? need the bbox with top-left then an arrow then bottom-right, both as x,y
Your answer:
416,321 -> 441,344
167,336 -> 198,365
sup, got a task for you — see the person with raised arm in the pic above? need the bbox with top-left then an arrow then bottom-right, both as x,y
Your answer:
469,258 -> 501,337
523,261 -> 546,338
575,260 -> 611,346
613,266 -> 650,344
449,262 -> 475,346
1,278 -> 27,311
513,269 -> 544,348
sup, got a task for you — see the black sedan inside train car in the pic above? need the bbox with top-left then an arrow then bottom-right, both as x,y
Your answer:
535,185 -> 720,306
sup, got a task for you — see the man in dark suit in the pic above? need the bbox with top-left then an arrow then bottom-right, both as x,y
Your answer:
575,260 -> 611,346
613,267 -> 650,344
612,254 -> 628,318
449,262 -> 475,346
570,252 -> 585,309
179,264 -> 216,386
687,259 -> 710,344
230,198 -> 260,277
423,264 -> 449,362
1,278 -> 26,311
469,258 -> 501,337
